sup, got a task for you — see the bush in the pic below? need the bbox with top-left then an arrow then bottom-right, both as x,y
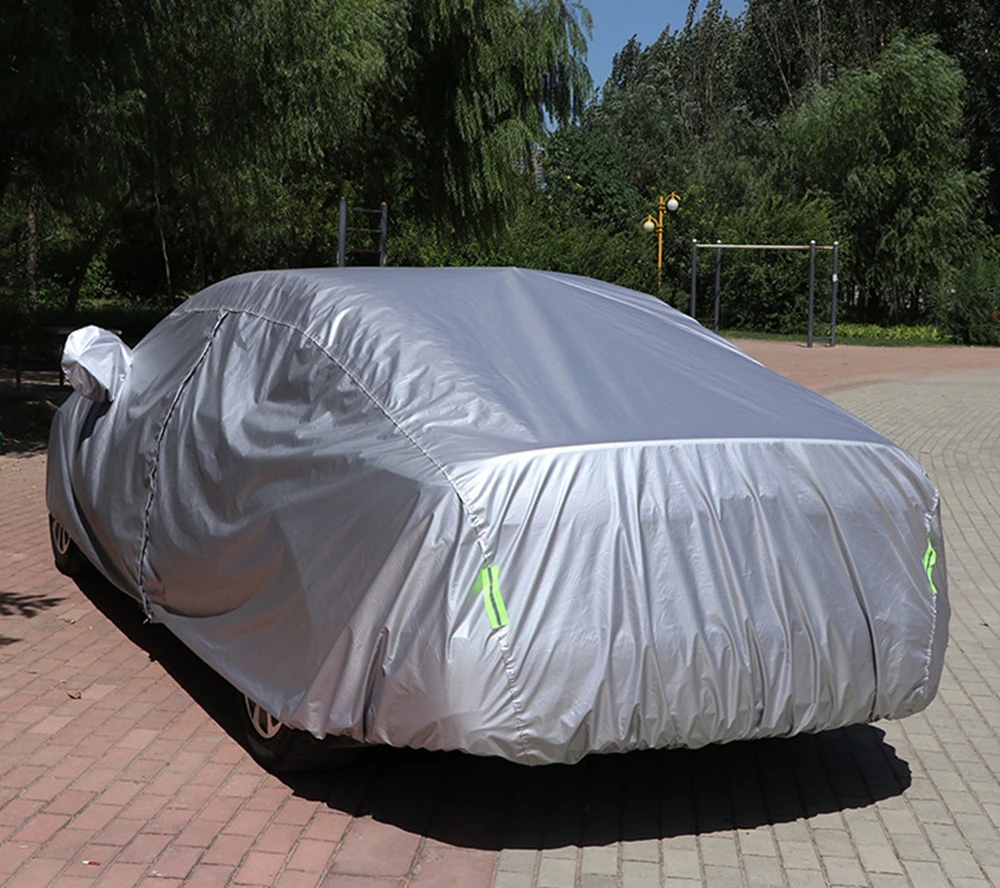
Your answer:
707,195 -> 837,334
832,323 -> 944,343
932,255 -> 1000,346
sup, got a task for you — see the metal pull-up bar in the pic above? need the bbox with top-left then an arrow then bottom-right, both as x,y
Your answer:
690,240 -> 841,347
338,197 -> 388,268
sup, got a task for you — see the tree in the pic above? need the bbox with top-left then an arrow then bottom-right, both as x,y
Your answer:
366,0 -> 592,235
543,126 -> 642,223
782,34 -> 987,320
0,0 -> 142,310
736,0 -> 900,119
883,0 -> 1000,229
0,0 -> 593,311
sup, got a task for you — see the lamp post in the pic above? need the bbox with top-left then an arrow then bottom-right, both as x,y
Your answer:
642,192 -> 680,292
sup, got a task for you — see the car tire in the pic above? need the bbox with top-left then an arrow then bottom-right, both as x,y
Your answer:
49,515 -> 94,577
237,692 -> 361,773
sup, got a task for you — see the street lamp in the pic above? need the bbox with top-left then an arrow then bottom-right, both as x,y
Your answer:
642,192 -> 680,292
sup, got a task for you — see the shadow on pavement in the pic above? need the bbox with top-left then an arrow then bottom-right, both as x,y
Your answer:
0,589 -> 65,619
0,590 -> 66,647
0,377 -> 69,455
0,590 -> 66,618
78,574 -> 911,850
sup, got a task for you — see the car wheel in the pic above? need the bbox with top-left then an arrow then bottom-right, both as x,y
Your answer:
237,692 -> 360,773
49,515 -> 94,577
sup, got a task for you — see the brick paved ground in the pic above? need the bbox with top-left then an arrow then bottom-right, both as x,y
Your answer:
1,344 -> 999,887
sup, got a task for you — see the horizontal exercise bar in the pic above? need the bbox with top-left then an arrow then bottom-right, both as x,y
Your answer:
693,242 -> 836,251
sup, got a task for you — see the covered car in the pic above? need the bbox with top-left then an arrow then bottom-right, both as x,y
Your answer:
46,267 -> 949,768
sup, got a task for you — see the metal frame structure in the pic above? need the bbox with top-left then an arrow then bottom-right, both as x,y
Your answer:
338,197 -> 388,268
690,240 -> 841,347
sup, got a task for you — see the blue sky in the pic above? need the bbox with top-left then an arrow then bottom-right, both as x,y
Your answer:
582,0 -> 747,93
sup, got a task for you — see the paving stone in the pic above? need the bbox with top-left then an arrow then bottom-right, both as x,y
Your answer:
232,849 -> 285,885
620,839 -> 657,862
493,872 -> 534,888
537,853 -> 576,888
811,828 -> 854,858
742,854 -> 784,887
662,847 -> 699,880
824,854 -> 868,886
580,844 -> 617,876
497,848 -> 537,875
737,828 -> 776,857
901,859 -> 950,888
286,838 -> 338,873
410,846 -> 495,888
866,874 -> 910,888
856,843 -> 904,875
777,839 -> 821,871
702,864 -> 743,888
890,831 -> 938,863
620,859 -> 658,888
329,818 -> 420,877
698,834 -> 739,869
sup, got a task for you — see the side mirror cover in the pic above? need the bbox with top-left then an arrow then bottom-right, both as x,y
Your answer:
61,326 -> 134,402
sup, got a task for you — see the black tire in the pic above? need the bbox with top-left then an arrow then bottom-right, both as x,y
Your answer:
236,691 -> 361,773
49,515 -> 94,577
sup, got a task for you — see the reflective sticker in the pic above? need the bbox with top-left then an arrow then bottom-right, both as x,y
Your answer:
923,537 -> 939,596
472,564 -> 509,630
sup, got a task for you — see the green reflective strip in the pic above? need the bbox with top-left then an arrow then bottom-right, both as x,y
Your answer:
923,538 -> 939,596
472,564 -> 508,630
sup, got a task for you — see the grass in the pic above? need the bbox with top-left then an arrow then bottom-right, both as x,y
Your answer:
720,330 -> 808,343
722,324 -> 947,347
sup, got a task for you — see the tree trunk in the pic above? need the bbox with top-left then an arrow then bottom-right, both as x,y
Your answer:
0,156 -> 10,213
66,185 -> 136,315
154,189 -> 172,296
26,182 -> 39,306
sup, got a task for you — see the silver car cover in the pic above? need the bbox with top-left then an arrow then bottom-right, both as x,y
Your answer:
61,324 -> 135,402
46,267 -> 948,764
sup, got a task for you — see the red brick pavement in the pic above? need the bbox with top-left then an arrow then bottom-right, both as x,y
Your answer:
731,338 -> 1000,395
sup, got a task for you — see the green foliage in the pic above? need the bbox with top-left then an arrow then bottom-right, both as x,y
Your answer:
930,251 -> 1000,345
736,0 -> 900,119
832,323 -> 944,342
592,0 -> 742,195
880,0 -> 1000,229
491,198 -> 652,291
782,34 -> 988,320
544,127 -> 642,223
3,0 -> 1000,350
703,195 -> 836,332
366,0 -> 592,237
0,0 -> 591,310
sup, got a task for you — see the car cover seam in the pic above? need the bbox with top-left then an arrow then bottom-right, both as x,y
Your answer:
471,436 -> 918,460
136,311 -> 230,620
171,304 -> 533,753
